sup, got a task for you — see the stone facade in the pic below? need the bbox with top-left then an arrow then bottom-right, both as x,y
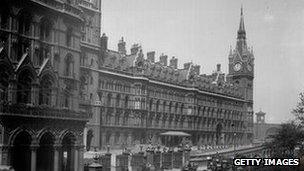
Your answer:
84,7 -> 255,150
0,0 -> 101,170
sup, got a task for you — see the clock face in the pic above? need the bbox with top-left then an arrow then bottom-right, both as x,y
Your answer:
234,63 -> 242,71
247,65 -> 252,71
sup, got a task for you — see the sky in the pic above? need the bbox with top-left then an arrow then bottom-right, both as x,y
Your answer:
101,0 -> 304,124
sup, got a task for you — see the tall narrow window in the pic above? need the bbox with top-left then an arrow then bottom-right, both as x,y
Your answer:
65,54 -> 73,77
53,54 -> 60,71
115,94 -> 120,107
107,94 -> 112,107
40,18 -> 52,41
39,75 -> 54,106
18,12 -> 32,35
124,96 -> 129,108
66,27 -> 72,47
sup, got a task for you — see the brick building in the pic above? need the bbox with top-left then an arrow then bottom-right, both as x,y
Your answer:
0,0 -> 101,170
84,7 -> 255,150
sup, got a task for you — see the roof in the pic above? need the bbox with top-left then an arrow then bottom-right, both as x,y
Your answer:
160,131 -> 191,137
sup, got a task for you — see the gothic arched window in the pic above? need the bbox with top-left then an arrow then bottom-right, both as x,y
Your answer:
65,54 -> 74,77
17,70 -> 34,104
40,18 -> 52,41
18,11 -> 32,35
39,74 -> 54,106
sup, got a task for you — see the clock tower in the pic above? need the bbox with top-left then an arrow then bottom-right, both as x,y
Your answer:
228,7 -> 254,102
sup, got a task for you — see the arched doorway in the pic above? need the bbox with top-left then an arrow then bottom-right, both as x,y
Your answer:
216,123 -> 223,145
11,131 -> 32,171
37,132 -> 54,171
61,132 -> 76,171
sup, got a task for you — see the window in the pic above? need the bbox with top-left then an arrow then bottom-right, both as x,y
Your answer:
66,27 -> 72,47
134,98 -> 140,109
18,12 -> 32,35
17,71 -> 33,104
39,75 -> 54,106
53,54 -> 60,71
0,12 -> 9,29
124,96 -> 129,108
64,93 -> 69,108
116,94 -> 120,107
65,54 -> 74,76
107,94 -> 112,107
156,100 -> 160,112
40,18 -> 52,41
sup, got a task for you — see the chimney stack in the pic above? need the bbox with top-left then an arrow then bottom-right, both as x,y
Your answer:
169,56 -> 178,69
159,54 -> 168,66
118,37 -> 126,55
130,44 -> 140,55
147,51 -> 155,63
193,65 -> 201,75
184,62 -> 192,70
217,64 -> 221,72
100,33 -> 108,51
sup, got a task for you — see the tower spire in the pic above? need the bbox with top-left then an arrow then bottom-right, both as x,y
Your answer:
238,5 -> 246,38
236,5 -> 247,54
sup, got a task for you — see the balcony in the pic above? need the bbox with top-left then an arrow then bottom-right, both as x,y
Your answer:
0,103 -> 91,121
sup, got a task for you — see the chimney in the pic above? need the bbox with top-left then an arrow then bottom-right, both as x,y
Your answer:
118,37 -> 126,55
100,33 -> 108,51
169,56 -> 178,69
184,62 -> 192,70
147,51 -> 155,63
217,64 -> 221,72
193,65 -> 201,75
131,44 -> 140,55
159,54 -> 168,66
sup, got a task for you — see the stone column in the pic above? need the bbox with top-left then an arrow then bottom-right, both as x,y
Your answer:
74,146 -> 78,171
53,144 -> 61,171
78,146 -> 85,171
30,144 -> 39,171
83,128 -> 87,150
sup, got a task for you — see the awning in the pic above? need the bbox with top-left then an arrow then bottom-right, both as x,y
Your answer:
160,131 -> 191,137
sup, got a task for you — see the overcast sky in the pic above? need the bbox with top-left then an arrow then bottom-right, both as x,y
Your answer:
101,0 -> 304,124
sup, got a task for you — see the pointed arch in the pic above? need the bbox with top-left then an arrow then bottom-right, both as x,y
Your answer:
9,127 -> 35,146
16,65 -> 37,104
36,128 -> 56,144
58,129 -> 77,145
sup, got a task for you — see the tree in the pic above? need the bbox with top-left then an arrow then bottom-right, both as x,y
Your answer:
266,121 -> 304,157
293,92 -> 304,125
